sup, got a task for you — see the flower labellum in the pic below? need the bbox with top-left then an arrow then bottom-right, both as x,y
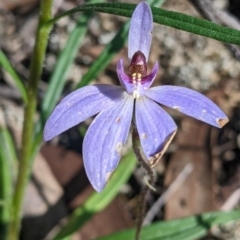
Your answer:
44,2 -> 229,192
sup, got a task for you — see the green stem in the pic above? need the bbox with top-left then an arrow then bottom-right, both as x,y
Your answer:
132,120 -> 155,240
7,0 -> 53,239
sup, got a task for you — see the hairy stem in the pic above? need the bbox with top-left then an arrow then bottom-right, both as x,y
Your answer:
132,120 -> 155,240
7,1 -> 53,239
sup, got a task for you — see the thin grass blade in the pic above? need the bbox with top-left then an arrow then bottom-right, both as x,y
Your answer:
0,128 -> 17,237
97,210 -> 240,240
49,3 -> 240,46
0,50 -> 27,103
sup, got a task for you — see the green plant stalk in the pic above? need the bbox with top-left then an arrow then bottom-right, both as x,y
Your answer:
7,0 -> 53,239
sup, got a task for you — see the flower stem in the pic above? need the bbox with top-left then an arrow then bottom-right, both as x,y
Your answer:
132,120 -> 155,240
7,1 -> 53,239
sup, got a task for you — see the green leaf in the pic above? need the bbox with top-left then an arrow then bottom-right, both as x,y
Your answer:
53,152 -> 136,240
49,3 -> 240,46
0,128 -> 17,237
0,50 -> 27,103
97,210 -> 240,240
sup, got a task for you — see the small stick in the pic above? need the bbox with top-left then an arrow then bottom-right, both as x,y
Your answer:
221,188 -> 240,211
143,163 -> 193,225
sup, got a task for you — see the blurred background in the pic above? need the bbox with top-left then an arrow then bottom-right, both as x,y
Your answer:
0,0 -> 240,239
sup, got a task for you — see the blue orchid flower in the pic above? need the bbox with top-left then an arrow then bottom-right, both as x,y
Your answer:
44,2 -> 228,192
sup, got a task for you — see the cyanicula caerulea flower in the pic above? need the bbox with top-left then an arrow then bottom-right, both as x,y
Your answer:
44,2 -> 229,192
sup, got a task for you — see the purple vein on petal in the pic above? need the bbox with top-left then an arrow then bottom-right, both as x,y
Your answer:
116,59 -> 135,94
83,94 -> 134,192
135,96 -> 177,167
128,2 -> 153,61
146,86 -> 229,128
141,61 -> 159,89
44,84 -> 125,141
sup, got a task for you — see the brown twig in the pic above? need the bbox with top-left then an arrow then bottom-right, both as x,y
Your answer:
221,188 -> 240,211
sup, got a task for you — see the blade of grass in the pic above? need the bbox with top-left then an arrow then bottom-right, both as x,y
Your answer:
0,128 -> 17,238
159,225 -> 206,240
97,210 -> 240,240
0,50 -> 27,104
48,3 -> 240,46
52,151 -> 136,240
0,127 -> 18,181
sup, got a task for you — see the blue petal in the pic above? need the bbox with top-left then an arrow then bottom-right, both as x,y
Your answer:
44,84 -> 125,141
135,96 -> 177,167
141,61 -> 159,89
83,94 -> 134,192
116,59 -> 134,94
146,86 -> 229,128
128,2 -> 153,61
